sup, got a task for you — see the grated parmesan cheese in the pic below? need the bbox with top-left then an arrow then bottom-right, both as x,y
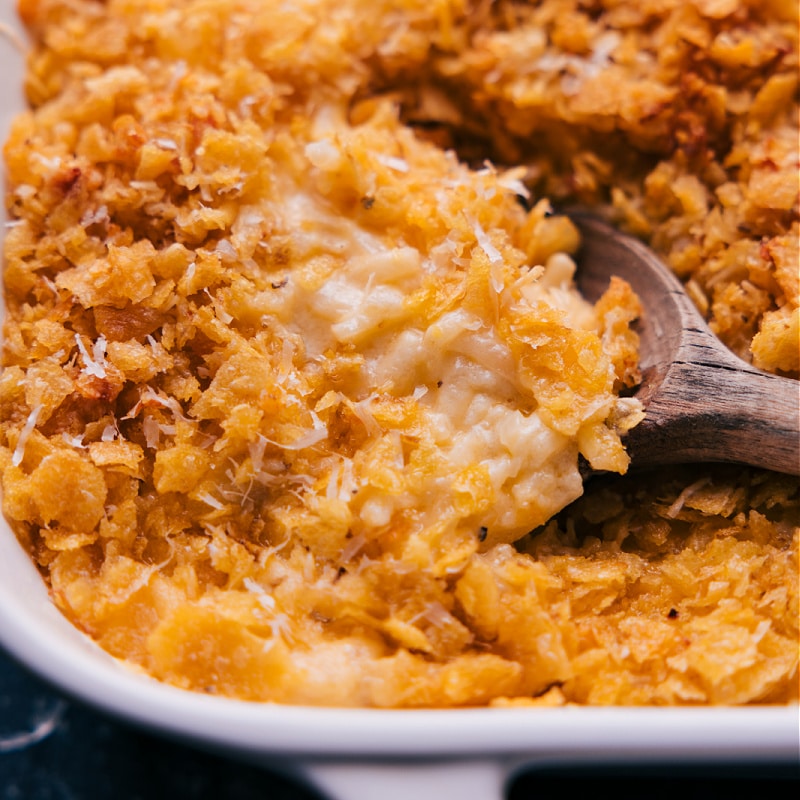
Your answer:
11,405 -> 42,467
74,334 -> 108,379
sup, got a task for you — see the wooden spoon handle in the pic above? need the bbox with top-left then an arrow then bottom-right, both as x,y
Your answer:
625,350 -> 800,475
570,212 -> 799,476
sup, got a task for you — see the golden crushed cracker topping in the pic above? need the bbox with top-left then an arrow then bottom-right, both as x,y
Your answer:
1,0 -> 797,707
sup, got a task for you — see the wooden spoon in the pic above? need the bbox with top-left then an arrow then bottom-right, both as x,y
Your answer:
571,212 -> 800,476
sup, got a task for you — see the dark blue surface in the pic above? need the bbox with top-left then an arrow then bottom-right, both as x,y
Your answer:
1,645 -> 797,799
0,647 -> 320,799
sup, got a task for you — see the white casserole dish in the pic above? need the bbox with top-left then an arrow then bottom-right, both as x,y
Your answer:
0,5 -> 796,799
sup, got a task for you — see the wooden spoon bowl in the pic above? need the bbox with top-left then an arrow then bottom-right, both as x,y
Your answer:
571,212 -> 800,476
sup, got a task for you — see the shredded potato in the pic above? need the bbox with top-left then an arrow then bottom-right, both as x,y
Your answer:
1,0 -> 797,707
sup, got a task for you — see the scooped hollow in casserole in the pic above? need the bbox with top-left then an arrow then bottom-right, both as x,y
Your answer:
0,0 -> 797,707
